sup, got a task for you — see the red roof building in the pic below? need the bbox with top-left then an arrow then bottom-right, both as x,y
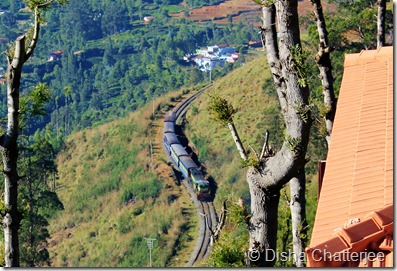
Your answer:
305,46 -> 393,267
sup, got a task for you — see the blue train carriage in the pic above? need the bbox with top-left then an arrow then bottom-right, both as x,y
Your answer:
178,156 -> 198,183
163,132 -> 180,153
164,111 -> 176,122
170,144 -> 189,167
190,168 -> 211,200
164,111 -> 176,133
164,121 -> 175,134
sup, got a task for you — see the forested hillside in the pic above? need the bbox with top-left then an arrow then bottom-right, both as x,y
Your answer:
0,0 -> 393,267
0,0 -> 258,142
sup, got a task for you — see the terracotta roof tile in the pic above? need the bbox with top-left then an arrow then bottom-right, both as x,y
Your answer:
306,47 -> 393,267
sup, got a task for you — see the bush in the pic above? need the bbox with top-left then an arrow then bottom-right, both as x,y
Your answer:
118,236 -> 147,267
92,176 -> 121,199
119,176 -> 162,204
117,212 -> 135,234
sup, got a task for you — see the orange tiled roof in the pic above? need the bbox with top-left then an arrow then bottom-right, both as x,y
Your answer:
306,46 -> 393,267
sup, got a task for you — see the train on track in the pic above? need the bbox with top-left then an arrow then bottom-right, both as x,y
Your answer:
163,111 -> 211,201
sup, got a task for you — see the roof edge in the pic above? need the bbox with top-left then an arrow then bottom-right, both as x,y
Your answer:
306,205 -> 393,267
344,46 -> 393,67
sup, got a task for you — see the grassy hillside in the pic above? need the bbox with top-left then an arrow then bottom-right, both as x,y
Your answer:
47,89 -> 201,267
47,51 -> 321,267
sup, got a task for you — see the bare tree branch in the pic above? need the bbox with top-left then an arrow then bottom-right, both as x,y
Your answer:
259,130 -> 269,160
260,4 -> 288,113
201,199 -> 227,247
25,7 -> 41,60
228,122 -> 247,161
310,0 -> 336,148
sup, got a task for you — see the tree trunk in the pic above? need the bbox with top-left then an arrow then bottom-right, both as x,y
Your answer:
289,168 -> 307,267
2,35 -> 25,267
377,0 -> 386,48
211,0 -> 311,267
310,0 -> 336,148
2,7 -> 42,267
246,177 -> 280,267
243,0 -> 311,266
2,143 -> 20,267
2,4 -> 60,266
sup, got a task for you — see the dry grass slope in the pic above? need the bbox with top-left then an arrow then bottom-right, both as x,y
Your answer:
47,90 -> 201,267
47,50 -> 320,267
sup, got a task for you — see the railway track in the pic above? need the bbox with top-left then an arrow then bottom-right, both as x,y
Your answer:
183,189 -> 218,266
193,201 -> 219,262
166,84 -> 218,267
174,84 -> 213,124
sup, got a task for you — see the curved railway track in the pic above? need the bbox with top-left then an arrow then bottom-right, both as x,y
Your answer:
165,84 -> 218,267
174,84 -> 213,124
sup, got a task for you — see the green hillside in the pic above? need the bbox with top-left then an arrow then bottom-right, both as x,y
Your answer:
47,89 -> 201,267
47,52 -> 320,267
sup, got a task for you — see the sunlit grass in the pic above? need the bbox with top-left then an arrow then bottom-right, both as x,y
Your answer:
48,87 -> 200,267
47,52 -> 320,267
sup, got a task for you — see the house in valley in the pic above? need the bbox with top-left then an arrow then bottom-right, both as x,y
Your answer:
48,50 -> 64,62
188,44 -> 238,71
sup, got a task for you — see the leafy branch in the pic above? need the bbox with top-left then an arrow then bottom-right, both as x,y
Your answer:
208,94 -> 237,126
208,93 -> 247,160
19,83 -> 52,130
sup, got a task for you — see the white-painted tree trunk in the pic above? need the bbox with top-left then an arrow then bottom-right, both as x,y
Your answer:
377,0 -> 386,48
310,0 -> 336,148
289,169 -> 307,267
2,7 -> 42,267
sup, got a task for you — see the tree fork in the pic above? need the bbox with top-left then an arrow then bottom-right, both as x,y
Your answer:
243,0 -> 311,267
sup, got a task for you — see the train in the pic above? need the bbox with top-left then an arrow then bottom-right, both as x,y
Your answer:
163,111 -> 211,200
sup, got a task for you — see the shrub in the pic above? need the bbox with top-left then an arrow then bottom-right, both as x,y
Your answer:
119,176 -> 162,205
117,212 -> 135,234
